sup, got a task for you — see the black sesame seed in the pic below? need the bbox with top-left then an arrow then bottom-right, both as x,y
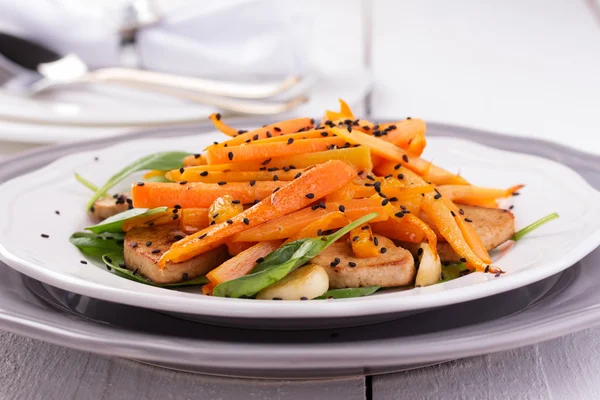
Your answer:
266,132 -> 272,138
348,261 -> 357,268
273,187 -> 280,193
381,199 -> 389,206
301,296 -> 308,300
151,249 -> 161,254
228,152 -> 234,161
338,205 -> 346,212
200,171 -> 209,177
274,127 -> 282,132
174,235 -> 184,241
213,141 -> 219,145
256,257 -> 265,263
395,211 -> 405,218
215,113 -> 221,120
250,180 -> 256,186
334,257 -> 340,264
173,214 -> 179,220
321,131 -> 328,137
417,248 -> 424,256
373,237 -> 379,246
317,229 -> 323,236
131,242 -> 138,248
464,218 -> 473,223
210,221 -> 216,225
485,265 -> 490,273
216,181 -> 227,186
361,225 -> 369,230
145,241 -> 152,246
179,181 -> 188,185
311,205 -> 319,210
136,182 -> 145,186
318,201 -> 326,209
80,260 -> 87,264
512,192 -> 520,196
434,193 -> 442,200
273,175 -> 279,181
305,193 -> 315,199
200,233 -> 207,239
105,256 -> 113,263
460,257 -> 467,262
253,134 -> 259,140
509,205 -> 514,210
389,197 -> 398,202
352,235 -> 360,242
194,153 -> 201,158
232,199 -> 241,204
262,158 -> 272,165
55,210 -> 60,215
380,247 -> 387,254
402,155 -> 409,163
366,175 -> 375,181
459,209 -> 465,215
347,125 -> 352,133
40,233 -> 50,238
182,273 -> 189,281
287,138 -> 294,145
272,297 -> 282,300
226,219 -> 233,224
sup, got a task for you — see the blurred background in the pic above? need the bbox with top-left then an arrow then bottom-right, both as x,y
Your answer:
1,0 -> 599,156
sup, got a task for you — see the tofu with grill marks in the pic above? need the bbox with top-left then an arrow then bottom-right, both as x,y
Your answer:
124,223 -> 229,284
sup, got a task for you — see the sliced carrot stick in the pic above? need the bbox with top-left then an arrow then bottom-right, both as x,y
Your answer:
374,158 -> 469,186
159,160 -> 357,265
183,153 -> 207,167
205,240 -> 283,292
284,212 -> 349,244
456,198 -> 499,208
232,198 -> 387,242
208,117 -> 314,148
209,113 -> 239,137
350,224 -> 379,258
180,208 -> 210,233
326,183 -> 356,202
170,146 -> 373,180
251,130 -> 329,144
376,119 -> 427,156
202,283 -> 215,295
143,170 -> 169,179
339,99 -> 355,119
172,168 -> 304,184
437,184 -> 523,204
226,241 -> 255,256
205,137 -> 347,165
131,181 -> 282,209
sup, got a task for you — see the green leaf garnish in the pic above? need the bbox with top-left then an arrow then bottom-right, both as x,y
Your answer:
69,232 -> 125,258
512,212 -> 559,241
315,286 -> 380,299
85,207 -> 167,234
213,212 -> 379,298
440,263 -> 468,282
85,151 -> 190,210
144,174 -> 172,183
102,253 -> 208,287
75,173 -> 100,192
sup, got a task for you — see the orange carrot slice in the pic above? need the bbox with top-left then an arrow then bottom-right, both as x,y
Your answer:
209,113 -> 239,137
209,117 -> 314,148
171,168 -> 304,184
350,224 -> 379,258
158,160 -> 357,265
205,137 -> 347,165
284,211 -> 349,244
131,181 -> 282,209
437,184 -> 523,204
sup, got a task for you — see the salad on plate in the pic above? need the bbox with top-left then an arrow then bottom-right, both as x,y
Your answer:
71,100 -> 557,300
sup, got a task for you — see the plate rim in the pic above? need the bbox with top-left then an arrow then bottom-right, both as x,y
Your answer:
1,121 -> 600,321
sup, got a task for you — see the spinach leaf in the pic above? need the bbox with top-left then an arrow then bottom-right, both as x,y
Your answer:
85,151 -> 190,210
512,212 -> 559,241
440,263 -> 469,282
315,286 -> 380,299
75,173 -> 100,192
102,253 -> 209,287
85,207 -> 167,234
213,212 -> 378,298
69,232 -> 125,258
144,174 -> 172,183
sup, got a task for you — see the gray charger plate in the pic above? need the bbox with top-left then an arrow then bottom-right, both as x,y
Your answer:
0,120 -> 599,379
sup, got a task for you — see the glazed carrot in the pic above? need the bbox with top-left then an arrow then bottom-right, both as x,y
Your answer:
284,212 -> 349,244
158,160 -> 357,265
325,99 -> 355,120
122,210 -> 170,232
208,195 -> 244,225
233,198 -> 387,242
172,168 -> 304,184
456,198 -> 499,208
380,119 -> 427,156
179,208 -> 210,233
209,117 -> 314,148
251,130 -> 329,144
209,113 -> 239,137
205,240 -> 283,291
205,137 -> 347,165
131,181 -> 282,209
374,159 -> 469,186
326,183 -> 356,202
183,153 -> 207,167
226,241 -> 255,256
143,170 -> 169,180
202,283 -> 215,295
437,184 -> 523,204
351,183 -> 378,198
382,199 -> 438,258
169,146 -> 373,180
350,224 -> 379,258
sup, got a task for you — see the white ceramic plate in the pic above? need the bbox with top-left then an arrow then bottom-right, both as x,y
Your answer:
1,133 -> 600,321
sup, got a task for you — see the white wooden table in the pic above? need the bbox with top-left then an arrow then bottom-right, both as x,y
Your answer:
2,1 -> 600,399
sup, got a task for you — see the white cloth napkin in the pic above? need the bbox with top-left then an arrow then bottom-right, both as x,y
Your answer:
0,0 -> 310,78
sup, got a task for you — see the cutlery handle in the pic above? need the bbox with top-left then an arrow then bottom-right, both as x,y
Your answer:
84,68 -> 300,99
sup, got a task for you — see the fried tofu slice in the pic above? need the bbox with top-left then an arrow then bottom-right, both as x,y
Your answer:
124,223 -> 229,284
401,205 -> 515,263
90,193 -> 132,222
311,235 -> 415,289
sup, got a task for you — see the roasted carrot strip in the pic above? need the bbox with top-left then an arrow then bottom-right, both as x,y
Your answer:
171,168 -> 304,184
326,183 -> 356,202
171,146 -> 373,179
205,137 -> 347,165
350,224 -> 379,258
379,119 -> 427,156
437,185 -> 523,204
205,240 -> 283,292
179,208 -> 210,233
251,130 -> 328,144
325,99 -> 356,121
374,159 -> 469,186
159,160 -> 357,265
131,181 -> 282,209
208,118 -> 314,149
233,198 -> 387,242
209,113 -> 239,137
226,241 -> 255,256
456,198 -> 499,208
284,212 -> 349,244
183,153 -> 207,167
143,170 -> 169,179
